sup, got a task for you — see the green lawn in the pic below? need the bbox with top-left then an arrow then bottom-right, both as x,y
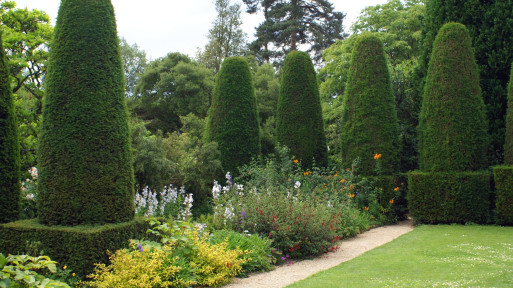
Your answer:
288,225 -> 513,287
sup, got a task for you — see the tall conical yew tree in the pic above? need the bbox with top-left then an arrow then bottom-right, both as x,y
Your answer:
418,23 -> 488,172
276,50 -> 327,169
0,33 -> 21,223
205,56 -> 260,175
505,63 -> 513,165
38,0 -> 134,225
340,33 -> 399,175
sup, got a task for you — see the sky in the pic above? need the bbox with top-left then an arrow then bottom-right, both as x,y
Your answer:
13,0 -> 389,60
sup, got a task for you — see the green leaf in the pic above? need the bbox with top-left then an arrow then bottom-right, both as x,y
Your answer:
0,254 -> 7,269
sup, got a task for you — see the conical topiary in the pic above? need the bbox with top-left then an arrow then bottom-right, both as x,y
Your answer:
505,63 -> 513,165
276,50 -> 327,169
0,32 -> 21,223
38,0 -> 134,225
205,56 -> 260,175
417,22 -> 488,172
340,33 -> 400,175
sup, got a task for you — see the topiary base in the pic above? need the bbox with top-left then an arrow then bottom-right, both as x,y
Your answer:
493,166 -> 513,225
408,171 -> 492,224
0,217 -> 153,277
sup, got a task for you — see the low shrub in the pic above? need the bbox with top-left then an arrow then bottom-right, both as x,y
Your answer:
0,253 -> 70,287
493,166 -> 513,225
208,230 -> 276,274
408,171 -> 492,224
88,219 -> 249,287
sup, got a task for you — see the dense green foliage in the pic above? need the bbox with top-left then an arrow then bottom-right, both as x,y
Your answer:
134,53 -> 214,134
0,218 -> 153,278
505,63 -> 513,165
290,225 -> 513,287
408,171 -> 491,224
417,23 -> 488,172
120,38 -> 147,98
243,0 -> 347,64
205,56 -> 260,175
276,51 -> 327,169
0,32 -> 21,223
340,33 -> 399,175
38,0 -> 134,225
417,0 -> 513,164
493,166 -> 513,225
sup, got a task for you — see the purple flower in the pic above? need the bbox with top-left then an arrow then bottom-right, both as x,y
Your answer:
281,257 -> 286,260
241,211 -> 247,218
138,244 -> 143,252
286,254 -> 289,258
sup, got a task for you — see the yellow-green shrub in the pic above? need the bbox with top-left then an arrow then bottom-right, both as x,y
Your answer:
87,241 -> 194,288
190,232 -> 249,287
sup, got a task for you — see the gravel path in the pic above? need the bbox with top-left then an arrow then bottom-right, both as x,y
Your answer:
224,219 -> 414,288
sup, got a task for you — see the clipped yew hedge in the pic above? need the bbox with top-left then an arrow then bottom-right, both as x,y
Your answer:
0,218 -> 154,277
417,23 -> 488,172
408,171 -> 492,224
205,56 -> 260,175
0,32 -> 21,223
341,33 -> 400,175
276,51 -> 327,169
493,166 -> 513,225
38,0 -> 134,225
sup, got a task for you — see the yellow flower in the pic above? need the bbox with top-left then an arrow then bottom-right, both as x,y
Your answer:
389,199 -> 394,204
364,206 -> 369,211
72,273 -> 76,277
394,187 -> 400,191
63,266 -> 67,270
293,159 -> 299,164
374,153 -> 382,160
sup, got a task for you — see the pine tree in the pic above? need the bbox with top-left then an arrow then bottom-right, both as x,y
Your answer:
205,56 -> 260,175
243,0 -> 346,63
38,0 -> 134,225
418,22 -> 488,172
0,32 -> 21,223
276,50 -> 327,169
340,33 -> 399,175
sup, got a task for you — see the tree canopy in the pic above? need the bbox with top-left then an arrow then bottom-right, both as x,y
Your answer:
243,0 -> 346,64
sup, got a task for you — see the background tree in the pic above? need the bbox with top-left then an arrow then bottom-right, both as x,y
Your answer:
340,33 -> 399,175
319,0 -> 425,170
276,50 -> 327,169
197,0 -> 247,74
120,38 -> 147,98
417,23 -> 488,172
205,56 -> 260,175
506,63 -> 513,165
415,0 -> 513,164
1,1 -> 54,175
243,0 -> 347,64
38,0 -> 134,225
0,32 -> 21,223
135,53 -> 215,134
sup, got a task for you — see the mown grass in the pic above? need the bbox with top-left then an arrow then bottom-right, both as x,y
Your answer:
288,225 -> 513,287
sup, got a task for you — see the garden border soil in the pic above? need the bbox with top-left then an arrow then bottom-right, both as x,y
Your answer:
224,219 -> 414,288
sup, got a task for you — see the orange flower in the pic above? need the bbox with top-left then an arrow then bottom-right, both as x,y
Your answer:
349,184 -> 354,190
394,187 -> 400,191
340,179 -> 346,183
364,206 -> 369,211
389,199 -> 394,204
350,194 -> 355,198
304,172 -> 309,176
293,159 -> 299,164
374,153 -> 382,160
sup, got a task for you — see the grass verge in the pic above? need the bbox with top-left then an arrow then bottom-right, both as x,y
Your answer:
288,225 -> 513,287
